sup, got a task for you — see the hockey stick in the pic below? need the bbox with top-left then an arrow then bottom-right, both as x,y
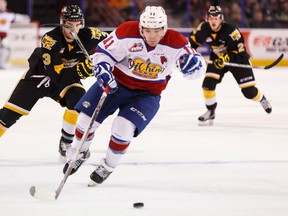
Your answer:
207,53 -> 284,69
30,86 -> 110,201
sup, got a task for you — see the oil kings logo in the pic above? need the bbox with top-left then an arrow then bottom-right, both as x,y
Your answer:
41,35 -> 56,50
128,57 -> 163,79
129,43 -> 144,52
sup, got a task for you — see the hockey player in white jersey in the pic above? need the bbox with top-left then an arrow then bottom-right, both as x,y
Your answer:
63,6 -> 207,185
0,0 -> 30,69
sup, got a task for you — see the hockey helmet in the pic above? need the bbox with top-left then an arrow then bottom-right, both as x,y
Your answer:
60,5 -> 84,26
139,6 -> 168,36
206,5 -> 224,21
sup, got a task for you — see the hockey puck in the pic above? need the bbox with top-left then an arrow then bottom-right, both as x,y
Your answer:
133,202 -> 144,208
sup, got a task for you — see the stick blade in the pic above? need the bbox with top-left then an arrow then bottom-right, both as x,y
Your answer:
264,53 -> 284,69
30,186 -> 57,201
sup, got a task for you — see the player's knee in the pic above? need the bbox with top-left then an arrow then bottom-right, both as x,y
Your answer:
241,86 -> 258,99
63,87 -> 86,109
111,116 -> 136,142
0,107 -> 22,128
202,77 -> 218,90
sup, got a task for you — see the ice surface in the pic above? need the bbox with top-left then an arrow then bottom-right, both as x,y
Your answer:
0,65 -> 288,216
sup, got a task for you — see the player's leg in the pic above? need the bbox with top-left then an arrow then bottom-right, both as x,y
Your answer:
57,85 -> 86,161
198,70 -> 221,125
0,77 -> 46,137
232,67 -> 272,113
89,116 -> 135,185
62,81 -> 115,174
89,93 -> 161,185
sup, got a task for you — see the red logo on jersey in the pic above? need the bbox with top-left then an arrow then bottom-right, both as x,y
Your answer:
129,43 -> 143,52
160,56 -> 167,64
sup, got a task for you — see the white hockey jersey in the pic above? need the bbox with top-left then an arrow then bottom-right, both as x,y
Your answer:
93,21 -> 203,95
0,10 -> 30,39
0,10 -> 15,38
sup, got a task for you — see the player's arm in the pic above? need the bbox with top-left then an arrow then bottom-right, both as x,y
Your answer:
73,27 -> 110,79
214,27 -> 249,69
189,22 -> 207,49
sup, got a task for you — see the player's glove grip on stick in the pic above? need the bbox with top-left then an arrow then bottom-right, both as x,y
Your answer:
76,58 -> 93,79
214,53 -> 230,69
93,62 -> 118,94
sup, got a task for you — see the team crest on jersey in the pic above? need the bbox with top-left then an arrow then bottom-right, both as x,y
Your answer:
128,57 -> 163,79
230,29 -> 241,41
41,35 -> 56,50
90,27 -> 102,40
129,43 -> 143,52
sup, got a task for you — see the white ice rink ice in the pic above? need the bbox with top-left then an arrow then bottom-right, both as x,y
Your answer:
0,65 -> 288,216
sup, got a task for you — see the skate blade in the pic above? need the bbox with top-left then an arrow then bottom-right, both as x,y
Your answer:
198,119 -> 214,126
87,180 -> 98,187
58,155 -> 67,163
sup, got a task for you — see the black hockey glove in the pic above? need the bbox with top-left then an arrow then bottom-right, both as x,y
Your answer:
214,53 -> 230,69
76,58 -> 93,79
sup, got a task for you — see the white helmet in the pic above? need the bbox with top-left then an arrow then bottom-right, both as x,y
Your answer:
139,6 -> 168,37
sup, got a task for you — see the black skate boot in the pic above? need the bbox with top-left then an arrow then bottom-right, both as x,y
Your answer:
63,149 -> 90,175
58,129 -> 74,163
88,158 -> 114,187
198,103 -> 217,126
260,96 -> 272,114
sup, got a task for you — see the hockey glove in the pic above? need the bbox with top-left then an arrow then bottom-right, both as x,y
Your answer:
177,53 -> 203,76
93,62 -> 118,94
214,53 -> 230,69
76,58 -> 93,79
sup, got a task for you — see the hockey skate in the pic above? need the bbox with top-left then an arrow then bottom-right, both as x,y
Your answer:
260,96 -> 272,114
88,158 -> 114,187
58,140 -> 71,163
198,109 -> 215,126
63,149 -> 90,175
58,132 -> 74,163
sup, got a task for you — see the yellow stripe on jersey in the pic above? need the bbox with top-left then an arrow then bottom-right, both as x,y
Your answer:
189,35 -> 202,46
54,64 -> 64,74
0,123 -> 7,137
59,83 -> 85,99
239,81 -> 256,89
205,72 -> 220,80
3,102 -> 29,116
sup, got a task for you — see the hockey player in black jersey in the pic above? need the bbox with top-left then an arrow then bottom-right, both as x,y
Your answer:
0,5 -> 108,161
189,5 -> 272,125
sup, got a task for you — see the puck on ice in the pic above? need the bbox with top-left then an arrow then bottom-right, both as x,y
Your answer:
133,202 -> 144,208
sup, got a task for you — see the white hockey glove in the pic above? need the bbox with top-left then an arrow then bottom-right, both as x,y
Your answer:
93,62 -> 118,94
177,53 -> 205,79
